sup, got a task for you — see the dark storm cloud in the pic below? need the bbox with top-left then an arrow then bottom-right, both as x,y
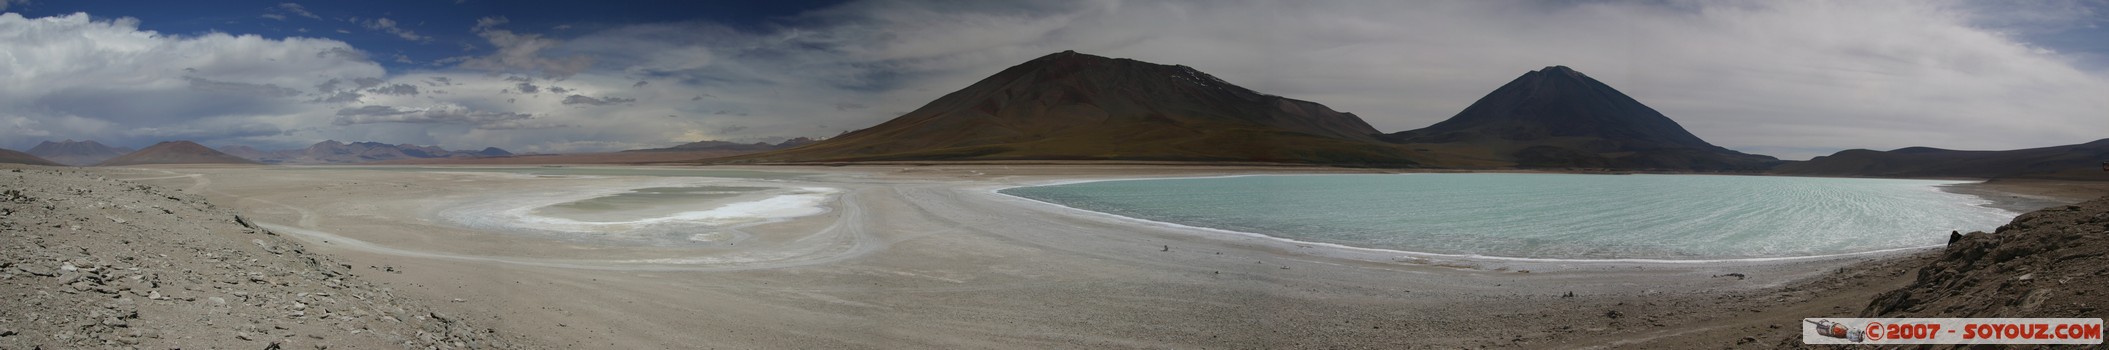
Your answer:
368,83 -> 421,96
560,95 -> 634,106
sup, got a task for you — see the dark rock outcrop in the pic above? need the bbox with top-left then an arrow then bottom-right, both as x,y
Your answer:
1863,196 -> 2109,319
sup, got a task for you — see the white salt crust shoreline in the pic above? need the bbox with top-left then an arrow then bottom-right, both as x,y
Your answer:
988,173 -> 2004,264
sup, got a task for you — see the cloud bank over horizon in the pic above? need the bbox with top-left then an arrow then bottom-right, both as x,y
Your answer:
2,1 -> 2106,159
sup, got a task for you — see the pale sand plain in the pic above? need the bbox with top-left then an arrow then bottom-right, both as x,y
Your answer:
105,164 -> 2088,348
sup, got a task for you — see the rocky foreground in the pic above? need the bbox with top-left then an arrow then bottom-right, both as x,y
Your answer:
1865,197 -> 2109,319
0,167 -> 530,349
1753,195 -> 2109,348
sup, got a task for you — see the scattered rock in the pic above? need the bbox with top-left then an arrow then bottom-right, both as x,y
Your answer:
0,168 -> 528,349
1865,196 -> 2109,320
234,214 -> 257,229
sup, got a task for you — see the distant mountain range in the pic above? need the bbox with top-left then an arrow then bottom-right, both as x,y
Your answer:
0,148 -> 63,166
27,140 -> 134,166
722,51 -> 1789,170
14,51 -> 2102,177
217,140 -> 513,164
723,51 -> 1420,166
1774,139 -> 2109,180
1385,66 -> 1780,171
715,52 -> 2102,177
97,141 -> 258,166
623,137 -> 817,153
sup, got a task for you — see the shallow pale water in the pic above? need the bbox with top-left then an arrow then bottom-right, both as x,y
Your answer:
1001,174 -> 2017,260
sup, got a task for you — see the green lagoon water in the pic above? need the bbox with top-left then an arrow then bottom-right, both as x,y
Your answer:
1001,174 -> 2017,260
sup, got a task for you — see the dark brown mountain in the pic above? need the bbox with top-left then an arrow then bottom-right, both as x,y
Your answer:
472,147 -> 513,157
26,140 -> 134,166
0,148 -> 64,166
217,141 -> 514,164
624,137 -> 817,153
97,141 -> 259,166
720,51 -> 1417,165
1772,139 -> 2109,180
1384,66 -> 1778,170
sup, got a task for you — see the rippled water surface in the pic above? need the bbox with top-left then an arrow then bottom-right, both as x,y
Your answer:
1001,174 -> 2016,260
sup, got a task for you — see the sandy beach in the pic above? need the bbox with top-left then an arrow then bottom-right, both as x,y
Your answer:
77,164 -> 2094,348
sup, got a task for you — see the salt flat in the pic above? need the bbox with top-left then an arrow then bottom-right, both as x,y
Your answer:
107,164 -> 2068,348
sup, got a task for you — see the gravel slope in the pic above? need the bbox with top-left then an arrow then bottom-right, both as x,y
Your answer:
0,166 -> 534,349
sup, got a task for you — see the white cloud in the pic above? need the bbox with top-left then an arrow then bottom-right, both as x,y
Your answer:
277,3 -> 321,20
619,0 -> 2108,160
6,1 -> 2109,159
331,105 -> 536,127
0,12 -> 383,149
361,17 -> 429,42
458,17 -> 593,79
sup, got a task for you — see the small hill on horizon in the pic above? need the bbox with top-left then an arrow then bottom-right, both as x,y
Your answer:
26,140 -> 134,166
1773,139 -> 2109,180
719,51 -> 1418,166
97,141 -> 260,166
0,148 -> 64,166
1384,66 -> 1778,171
217,140 -> 513,164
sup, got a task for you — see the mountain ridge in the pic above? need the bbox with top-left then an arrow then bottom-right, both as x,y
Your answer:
217,141 -> 514,164
98,141 -> 259,166
1773,139 -> 2109,180
719,50 -> 1418,165
0,148 -> 64,166
624,137 -> 816,153
26,140 -> 134,166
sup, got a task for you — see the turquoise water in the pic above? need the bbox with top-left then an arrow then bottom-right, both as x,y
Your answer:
1000,174 -> 2016,260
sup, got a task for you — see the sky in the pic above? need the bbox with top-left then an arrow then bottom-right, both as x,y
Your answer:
2,0 -> 2106,160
